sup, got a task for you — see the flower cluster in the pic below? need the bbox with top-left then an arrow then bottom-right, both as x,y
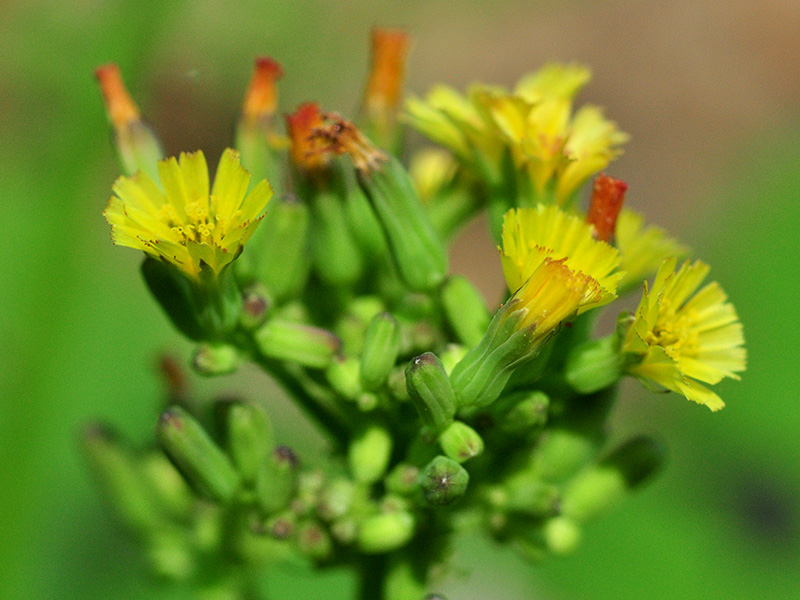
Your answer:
89,29 -> 745,600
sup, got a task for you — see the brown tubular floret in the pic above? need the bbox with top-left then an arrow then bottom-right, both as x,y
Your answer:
308,112 -> 388,173
363,28 -> 411,113
586,174 -> 627,243
95,64 -> 141,128
242,57 -> 283,122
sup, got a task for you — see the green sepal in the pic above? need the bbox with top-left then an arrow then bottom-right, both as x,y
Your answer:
360,312 -> 401,390
156,406 -> 240,503
357,155 -> 448,292
254,319 -> 341,369
340,163 -> 388,259
405,353 -> 457,433
115,119 -> 164,181
141,257 -> 242,342
440,275 -> 491,347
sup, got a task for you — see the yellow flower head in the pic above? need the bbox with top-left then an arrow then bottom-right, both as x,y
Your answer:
104,149 -> 272,279
506,257 -> 601,332
616,209 -> 690,293
623,258 -> 746,411
500,204 -> 623,312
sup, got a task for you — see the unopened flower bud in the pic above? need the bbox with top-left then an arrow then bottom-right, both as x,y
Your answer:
157,407 -> 240,503
254,319 -> 341,369
360,312 -> 401,390
358,511 -> 416,554
239,284 -> 271,330
405,353 -> 457,433
192,343 -> 240,377
543,516 -> 582,555
221,400 -> 275,485
419,456 -> 469,505
255,446 -> 298,515
348,425 -> 393,484
297,521 -> 333,560
564,334 -> 623,394
438,421 -> 484,463
385,463 -> 421,496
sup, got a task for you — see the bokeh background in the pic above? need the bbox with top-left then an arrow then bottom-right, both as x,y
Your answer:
2,1 -> 799,598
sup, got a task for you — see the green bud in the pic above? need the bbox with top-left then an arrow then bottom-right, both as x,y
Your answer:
419,456 -> 469,505
564,335 -> 623,394
349,425 -> 393,483
360,312 -> 401,390
297,521 -> 333,560
252,194 -> 311,302
139,451 -> 195,520
308,183 -> 364,287
192,501 -> 224,552
527,428 -> 599,484
449,306 -> 541,409
503,476 -> 560,517
385,557 -> 427,600
356,154 -> 448,292
255,446 -> 298,514
326,356 -> 363,400
439,344 -> 468,375
560,436 -> 665,523
543,516 -> 582,555
81,424 -> 166,534
222,400 -> 274,484
494,391 -> 550,436
440,276 -> 491,347
384,463 -> 420,496
239,284 -> 271,330
157,407 -> 240,503
405,353 -> 457,433
358,511 -> 416,554
331,517 -> 358,544
141,257 -> 242,342
438,421 -> 484,463
317,478 -> 355,521
192,343 -> 240,377
254,319 -> 341,369
342,165 -> 388,258
147,531 -> 194,581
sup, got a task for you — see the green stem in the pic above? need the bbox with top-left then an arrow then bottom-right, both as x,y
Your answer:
358,554 -> 388,600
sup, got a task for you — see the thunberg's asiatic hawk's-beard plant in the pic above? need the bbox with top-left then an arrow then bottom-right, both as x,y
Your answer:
86,29 -> 746,600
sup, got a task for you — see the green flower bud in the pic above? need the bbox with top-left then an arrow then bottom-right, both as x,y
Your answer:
543,516 -> 582,555
440,275 -> 491,347
141,257 -> 242,342
297,521 -> 333,560
560,436 -> 665,523
384,463 -> 420,496
503,477 -> 560,517
139,451 -> 195,520
527,428 -> 599,484
419,456 -> 469,505
326,356 -> 363,400
361,312 -> 401,390
564,334 -> 623,394
342,165 -> 388,259
255,446 -> 298,514
254,319 -> 341,369
81,424 -> 166,534
156,407 -> 240,503
239,284 -> 271,330
349,425 -> 393,484
251,194 -> 311,302
358,511 -> 416,554
317,478 -> 355,521
222,400 -> 275,484
438,421 -> 484,463
147,531 -> 194,581
494,391 -> 550,436
405,353 -> 457,433
192,343 -> 240,377
439,344 -> 468,375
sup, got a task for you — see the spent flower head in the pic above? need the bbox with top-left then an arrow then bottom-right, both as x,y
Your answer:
622,257 -> 746,410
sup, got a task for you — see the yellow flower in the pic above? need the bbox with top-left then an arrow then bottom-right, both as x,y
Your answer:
615,209 -> 689,293
623,258 -> 746,411
507,257 -> 602,331
500,204 -> 623,312
104,149 -> 272,279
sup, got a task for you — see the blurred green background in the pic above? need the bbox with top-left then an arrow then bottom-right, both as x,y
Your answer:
2,0 -> 799,598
